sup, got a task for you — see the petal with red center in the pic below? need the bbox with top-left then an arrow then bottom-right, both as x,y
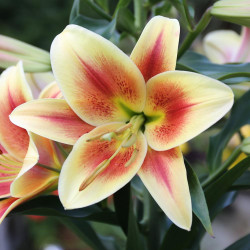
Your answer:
138,147 -> 192,230
39,81 -> 63,99
10,99 -> 94,145
0,62 -> 32,160
144,71 -> 234,151
51,24 -> 146,126
130,16 -> 180,82
11,165 -> 58,197
58,123 -> 147,209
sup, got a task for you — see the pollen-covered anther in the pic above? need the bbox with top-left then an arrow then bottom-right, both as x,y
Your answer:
125,148 -> 139,167
79,159 -> 109,191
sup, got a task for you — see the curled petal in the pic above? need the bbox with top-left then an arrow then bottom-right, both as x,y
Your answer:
11,165 -> 58,197
0,62 -> 32,160
144,71 -> 234,151
138,147 -> 192,230
51,24 -> 146,126
25,72 -> 55,98
16,133 -> 61,180
39,81 -> 63,99
130,16 -> 180,81
233,27 -> 250,62
0,197 -> 26,224
10,99 -> 94,145
59,123 -> 147,209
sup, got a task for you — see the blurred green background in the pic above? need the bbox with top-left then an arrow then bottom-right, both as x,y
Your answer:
0,0 -> 72,50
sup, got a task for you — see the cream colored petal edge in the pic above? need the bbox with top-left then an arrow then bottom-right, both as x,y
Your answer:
10,99 -> 94,145
138,147 -> 192,230
144,71 -> 234,151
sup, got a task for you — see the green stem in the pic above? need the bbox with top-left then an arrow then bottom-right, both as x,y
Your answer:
202,146 -> 242,188
86,0 -> 112,21
218,72 -> 250,81
134,0 -> 147,34
178,8 -> 212,59
55,141 -> 69,159
37,163 -> 60,173
183,0 -> 195,31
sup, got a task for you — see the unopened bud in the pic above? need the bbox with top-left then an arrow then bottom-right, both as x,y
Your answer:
0,35 -> 51,72
211,0 -> 250,27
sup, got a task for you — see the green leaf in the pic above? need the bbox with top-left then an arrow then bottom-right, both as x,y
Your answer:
71,14 -> 117,39
69,0 -> 80,23
60,217 -> 107,250
10,196 -> 118,225
126,191 -> 145,250
230,171 -> 250,190
114,183 -> 130,235
208,91 -> 250,171
69,0 -> 117,39
224,234 -> 250,250
205,157 -> 250,205
177,51 -> 250,83
185,160 -> 213,235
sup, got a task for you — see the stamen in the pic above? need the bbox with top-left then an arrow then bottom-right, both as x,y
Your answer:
79,132 -> 132,191
125,148 -> 139,167
101,132 -> 116,141
115,123 -> 132,134
79,159 -> 109,191
122,133 -> 137,148
86,131 -> 110,142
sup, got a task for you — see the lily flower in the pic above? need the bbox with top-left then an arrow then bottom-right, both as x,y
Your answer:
0,62 -> 62,223
203,27 -> 250,64
10,16 -> 234,230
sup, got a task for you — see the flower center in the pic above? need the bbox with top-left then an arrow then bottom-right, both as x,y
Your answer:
79,114 -> 145,191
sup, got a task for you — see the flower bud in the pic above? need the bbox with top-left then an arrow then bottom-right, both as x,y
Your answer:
211,0 -> 250,27
0,35 -> 51,72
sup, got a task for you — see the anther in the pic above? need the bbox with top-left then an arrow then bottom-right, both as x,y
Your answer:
125,148 -> 139,167
79,159 -> 110,191
122,134 -> 137,148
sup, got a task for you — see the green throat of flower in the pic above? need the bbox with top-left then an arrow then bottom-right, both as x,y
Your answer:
79,114 -> 145,191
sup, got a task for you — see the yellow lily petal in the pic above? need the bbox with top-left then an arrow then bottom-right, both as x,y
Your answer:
138,147 -> 192,230
16,133 -> 61,179
58,123 -> 147,209
0,62 -> 32,160
203,30 -> 241,64
39,81 -> 63,99
51,24 -> 146,126
10,99 -> 94,145
11,165 -> 58,198
131,16 -> 180,81
144,71 -> 234,151
25,72 -> 55,98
